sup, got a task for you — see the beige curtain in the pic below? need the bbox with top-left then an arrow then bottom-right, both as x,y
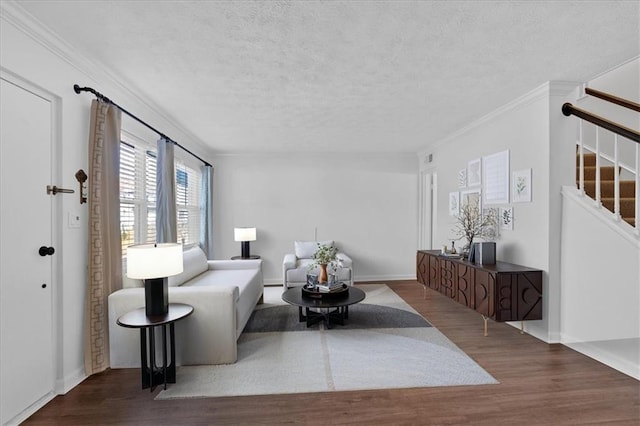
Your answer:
84,100 -> 122,375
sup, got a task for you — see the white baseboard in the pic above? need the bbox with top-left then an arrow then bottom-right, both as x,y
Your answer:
4,391 -> 56,426
56,366 -> 87,394
561,335 -> 640,380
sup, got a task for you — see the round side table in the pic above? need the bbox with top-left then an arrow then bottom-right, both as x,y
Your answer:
117,303 -> 193,391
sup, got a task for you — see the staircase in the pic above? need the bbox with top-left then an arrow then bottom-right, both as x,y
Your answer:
577,152 -> 636,227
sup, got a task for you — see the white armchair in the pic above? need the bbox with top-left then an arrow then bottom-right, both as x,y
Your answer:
283,240 -> 353,289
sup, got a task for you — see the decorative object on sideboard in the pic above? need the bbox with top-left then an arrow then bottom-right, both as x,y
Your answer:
452,202 -> 498,256
126,243 -> 183,317
234,227 -> 257,259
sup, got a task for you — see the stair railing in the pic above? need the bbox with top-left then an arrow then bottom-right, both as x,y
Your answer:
563,89 -> 640,234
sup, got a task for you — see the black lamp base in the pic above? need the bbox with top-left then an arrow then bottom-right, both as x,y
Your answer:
240,241 -> 252,259
144,277 -> 168,317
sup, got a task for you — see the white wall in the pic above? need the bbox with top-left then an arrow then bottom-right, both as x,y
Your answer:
561,188 -> 639,342
1,5 -> 420,394
1,8 -> 211,393
212,153 -> 418,284
420,81 -> 578,342
559,58 -> 640,378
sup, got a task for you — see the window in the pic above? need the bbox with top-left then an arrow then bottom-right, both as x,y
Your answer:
119,139 -> 202,257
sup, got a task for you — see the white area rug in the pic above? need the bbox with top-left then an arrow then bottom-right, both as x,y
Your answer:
156,284 -> 497,399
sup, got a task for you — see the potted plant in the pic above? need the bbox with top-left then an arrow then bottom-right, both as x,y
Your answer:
453,203 -> 497,256
309,243 -> 338,283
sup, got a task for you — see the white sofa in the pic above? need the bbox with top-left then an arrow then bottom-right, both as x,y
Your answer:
108,246 -> 263,367
282,240 -> 353,289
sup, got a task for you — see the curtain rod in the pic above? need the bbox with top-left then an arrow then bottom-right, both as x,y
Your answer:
73,84 -> 212,167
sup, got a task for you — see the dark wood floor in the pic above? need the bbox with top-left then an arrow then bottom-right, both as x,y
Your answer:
25,281 -> 639,425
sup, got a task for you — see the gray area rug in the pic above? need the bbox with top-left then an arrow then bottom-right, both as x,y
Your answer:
156,284 -> 497,399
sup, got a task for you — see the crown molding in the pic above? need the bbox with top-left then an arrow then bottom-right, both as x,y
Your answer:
417,80 -> 580,158
1,1 -> 211,158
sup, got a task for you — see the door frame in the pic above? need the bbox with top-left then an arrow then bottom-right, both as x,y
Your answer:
1,68 -> 62,408
418,167 -> 437,250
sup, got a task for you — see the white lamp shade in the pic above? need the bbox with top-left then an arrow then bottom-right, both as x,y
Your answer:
126,243 -> 184,279
234,227 -> 256,242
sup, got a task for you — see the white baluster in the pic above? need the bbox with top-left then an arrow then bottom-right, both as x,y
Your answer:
613,135 -> 620,220
595,126 -> 601,207
635,143 -> 640,235
578,119 -> 584,195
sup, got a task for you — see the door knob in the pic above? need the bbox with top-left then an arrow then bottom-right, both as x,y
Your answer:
39,246 -> 55,256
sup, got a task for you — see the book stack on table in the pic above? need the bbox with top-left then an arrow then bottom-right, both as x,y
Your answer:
316,281 -> 345,293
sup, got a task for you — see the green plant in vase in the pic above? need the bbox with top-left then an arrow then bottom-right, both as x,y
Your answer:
309,243 -> 338,283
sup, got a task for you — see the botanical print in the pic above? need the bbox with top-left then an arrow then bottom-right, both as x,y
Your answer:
512,169 -> 532,203
500,206 -> 513,230
467,159 -> 481,186
449,192 -> 460,216
458,168 -> 467,188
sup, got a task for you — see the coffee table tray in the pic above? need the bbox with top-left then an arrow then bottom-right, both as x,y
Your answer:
302,283 -> 349,299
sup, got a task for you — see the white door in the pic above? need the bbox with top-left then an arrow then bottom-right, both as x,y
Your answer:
0,78 -> 55,425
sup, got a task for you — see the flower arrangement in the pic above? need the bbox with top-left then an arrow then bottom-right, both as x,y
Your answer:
309,243 -> 338,269
453,203 -> 497,251
308,243 -> 339,283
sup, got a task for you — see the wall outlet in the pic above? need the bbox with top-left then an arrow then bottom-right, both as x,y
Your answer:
68,211 -> 81,228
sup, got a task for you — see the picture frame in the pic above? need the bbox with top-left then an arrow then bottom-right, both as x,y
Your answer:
460,189 -> 481,212
467,159 -> 481,187
449,192 -> 460,216
499,206 -> 514,230
482,150 -> 510,205
458,168 -> 467,188
512,169 -> 532,203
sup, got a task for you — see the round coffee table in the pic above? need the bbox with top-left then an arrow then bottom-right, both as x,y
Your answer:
281,286 -> 365,329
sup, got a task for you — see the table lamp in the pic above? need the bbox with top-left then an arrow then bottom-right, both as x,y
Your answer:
234,227 -> 256,259
127,243 -> 183,316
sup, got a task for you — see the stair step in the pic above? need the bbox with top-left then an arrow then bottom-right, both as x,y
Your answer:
623,217 -> 636,227
578,166 -> 618,181
576,153 -> 598,167
601,198 -> 636,217
580,180 -> 636,198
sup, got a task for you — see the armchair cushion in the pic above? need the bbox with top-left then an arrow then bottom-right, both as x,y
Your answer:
284,241 -> 352,288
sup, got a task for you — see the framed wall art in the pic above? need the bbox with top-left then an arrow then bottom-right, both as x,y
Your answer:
458,168 -> 467,188
467,159 -> 481,187
482,150 -> 509,205
449,192 -> 460,216
500,206 -> 514,230
512,168 -> 532,203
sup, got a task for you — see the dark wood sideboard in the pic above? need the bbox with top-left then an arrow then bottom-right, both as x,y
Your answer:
416,250 -> 543,334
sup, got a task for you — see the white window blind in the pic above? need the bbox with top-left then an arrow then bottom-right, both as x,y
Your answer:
119,139 -> 203,256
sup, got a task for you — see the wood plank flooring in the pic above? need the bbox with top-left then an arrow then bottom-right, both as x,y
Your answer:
24,281 -> 640,425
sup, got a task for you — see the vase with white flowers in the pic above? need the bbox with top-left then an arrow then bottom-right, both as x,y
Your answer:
309,243 -> 338,283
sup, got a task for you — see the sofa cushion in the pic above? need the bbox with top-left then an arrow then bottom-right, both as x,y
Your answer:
168,246 -> 208,287
294,240 -> 334,259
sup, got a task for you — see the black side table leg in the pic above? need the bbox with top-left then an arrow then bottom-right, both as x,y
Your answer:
167,322 -> 176,383
149,326 -> 156,392
162,324 -> 168,390
140,328 -> 149,390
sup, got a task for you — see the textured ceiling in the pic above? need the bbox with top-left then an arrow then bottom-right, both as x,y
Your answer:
12,0 -> 640,154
